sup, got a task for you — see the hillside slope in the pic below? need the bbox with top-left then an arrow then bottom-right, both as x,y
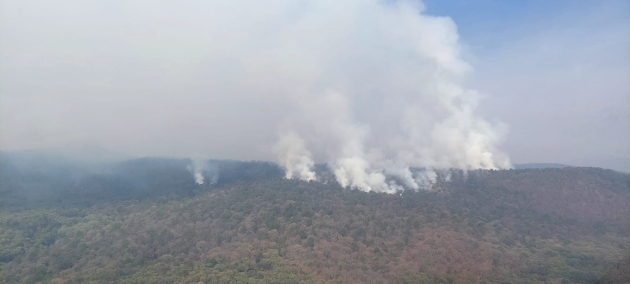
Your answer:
513,163 -> 572,169
0,156 -> 628,283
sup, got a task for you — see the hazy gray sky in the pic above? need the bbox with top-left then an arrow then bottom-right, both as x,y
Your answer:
1,0 -> 628,172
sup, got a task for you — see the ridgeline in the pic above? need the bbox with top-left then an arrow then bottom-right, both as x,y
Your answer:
1,154 -> 628,283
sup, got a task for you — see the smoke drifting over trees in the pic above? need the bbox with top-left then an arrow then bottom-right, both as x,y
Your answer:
1,0 -> 511,192
267,1 -> 511,192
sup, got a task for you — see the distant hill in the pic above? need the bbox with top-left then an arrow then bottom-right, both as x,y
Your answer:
0,153 -> 629,283
0,152 -> 283,209
514,163 -> 572,169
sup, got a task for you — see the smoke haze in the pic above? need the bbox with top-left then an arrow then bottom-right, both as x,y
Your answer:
1,0 -> 628,185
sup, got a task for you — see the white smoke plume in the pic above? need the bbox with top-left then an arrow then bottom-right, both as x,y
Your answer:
194,172 -> 204,185
0,0 -> 511,192
188,159 -> 207,185
274,132 -> 317,181
273,0 -> 511,192
413,169 -> 438,191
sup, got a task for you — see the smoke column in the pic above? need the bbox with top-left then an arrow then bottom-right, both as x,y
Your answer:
274,132 -> 317,181
273,0 -> 511,192
0,0 -> 510,191
188,159 -> 207,185
194,172 -> 204,185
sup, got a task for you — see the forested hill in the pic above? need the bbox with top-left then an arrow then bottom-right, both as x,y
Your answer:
0,153 -> 284,209
513,163 -> 572,169
0,154 -> 629,283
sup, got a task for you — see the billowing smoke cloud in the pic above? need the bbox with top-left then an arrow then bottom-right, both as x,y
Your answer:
274,132 -> 316,181
273,1 -> 511,192
1,0 -> 512,192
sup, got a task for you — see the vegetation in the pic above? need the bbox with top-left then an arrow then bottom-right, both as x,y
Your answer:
0,155 -> 629,283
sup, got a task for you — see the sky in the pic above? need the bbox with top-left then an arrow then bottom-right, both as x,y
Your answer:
425,0 -> 630,171
1,0 -> 628,172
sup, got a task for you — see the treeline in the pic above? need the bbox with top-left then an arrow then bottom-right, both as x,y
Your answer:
0,153 -> 284,210
1,152 -> 629,282
1,165 -> 629,283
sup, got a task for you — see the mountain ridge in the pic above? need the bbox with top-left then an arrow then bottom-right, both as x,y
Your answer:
0,153 -> 628,283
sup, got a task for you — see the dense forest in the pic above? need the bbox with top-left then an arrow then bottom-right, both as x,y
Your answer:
0,152 -> 629,283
